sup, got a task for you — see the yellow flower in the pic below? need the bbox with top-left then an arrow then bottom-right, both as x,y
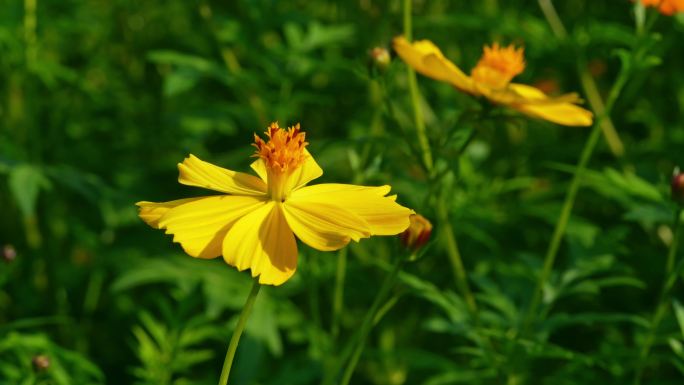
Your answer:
641,0 -> 684,15
392,36 -> 594,127
137,122 -> 413,286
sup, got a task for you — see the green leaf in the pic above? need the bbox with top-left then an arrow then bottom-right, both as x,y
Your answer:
673,300 -> 684,338
8,164 -> 48,218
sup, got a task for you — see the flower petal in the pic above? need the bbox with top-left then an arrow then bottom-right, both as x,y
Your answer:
223,202 -> 298,286
512,102 -> 594,127
281,198 -> 371,251
485,84 -> 594,127
250,158 -> 269,182
137,198 -> 200,228
153,195 -> 267,259
179,154 -> 267,195
290,183 -> 413,235
393,36 -> 473,93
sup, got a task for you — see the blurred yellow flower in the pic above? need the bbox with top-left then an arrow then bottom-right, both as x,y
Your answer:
137,122 -> 413,285
641,0 -> 684,15
393,36 -> 594,127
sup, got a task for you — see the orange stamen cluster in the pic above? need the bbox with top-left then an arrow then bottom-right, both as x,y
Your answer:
471,43 -> 525,89
253,122 -> 309,173
641,0 -> 684,15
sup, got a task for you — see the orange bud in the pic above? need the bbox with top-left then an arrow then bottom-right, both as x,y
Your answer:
370,47 -> 391,71
2,244 -> 16,263
32,355 -> 50,372
401,214 -> 433,250
673,170 -> 684,205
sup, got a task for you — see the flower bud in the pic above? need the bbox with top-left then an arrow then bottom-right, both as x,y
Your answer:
369,47 -> 391,71
32,355 -> 50,372
673,169 -> 684,205
400,214 -> 432,250
2,244 -> 16,263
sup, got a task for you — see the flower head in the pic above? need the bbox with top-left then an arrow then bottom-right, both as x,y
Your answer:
641,0 -> 684,15
137,122 -> 413,285
392,36 -> 593,127
471,43 -> 525,89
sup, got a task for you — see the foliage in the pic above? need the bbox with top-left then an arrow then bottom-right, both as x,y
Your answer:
1,0 -> 684,384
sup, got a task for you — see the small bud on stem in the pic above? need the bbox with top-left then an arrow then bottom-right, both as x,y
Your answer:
673,168 -> 684,206
2,244 -> 16,263
400,214 -> 433,251
32,355 -> 50,372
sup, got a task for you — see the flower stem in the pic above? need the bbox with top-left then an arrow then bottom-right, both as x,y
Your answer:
403,0 -> 433,172
438,203 -> 479,318
666,210 -> 682,275
523,122 -> 602,330
331,247 -> 348,340
538,0 -> 624,158
525,0 -> 633,332
338,257 -> 405,385
632,208 -> 683,385
218,279 -> 261,385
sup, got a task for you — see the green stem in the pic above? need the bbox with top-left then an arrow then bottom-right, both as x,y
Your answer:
538,0 -> 624,158
666,210 -> 681,274
525,0 -> 633,332
331,248 -> 347,340
218,279 -> 261,385
633,208 -> 683,385
403,0 -> 433,172
438,203 -> 479,318
524,120 -> 602,331
338,258 -> 405,385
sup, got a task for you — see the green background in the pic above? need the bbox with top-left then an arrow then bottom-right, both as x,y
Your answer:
1,0 -> 684,384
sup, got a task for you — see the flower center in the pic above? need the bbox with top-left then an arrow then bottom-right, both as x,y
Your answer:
253,122 -> 308,201
470,43 -> 525,89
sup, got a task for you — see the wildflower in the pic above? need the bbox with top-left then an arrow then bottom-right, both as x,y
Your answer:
370,47 -> 391,71
400,214 -> 432,250
32,355 -> 50,372
673,169 -> 684,205
392,37 -> 594,127
641,0 -> 684,15
137,123 -> 413,285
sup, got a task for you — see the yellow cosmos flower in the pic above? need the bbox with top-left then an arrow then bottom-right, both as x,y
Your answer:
136,122 -> 413,286
392,36 -> 594,127
641,0 -> 684,15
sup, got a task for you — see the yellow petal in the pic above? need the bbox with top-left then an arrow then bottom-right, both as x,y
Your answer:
281,198 -> 371,251
137,198 -> 200,228
508,83 -> 583,104
290,184 -> 413,235
223,202 -> 297,286
250,158 -> 268,182
178,154 -> 267,195
393,36 -> 473,93
482,83 -> 593,127
154,195 -> 267,259
512,102 -> 594,127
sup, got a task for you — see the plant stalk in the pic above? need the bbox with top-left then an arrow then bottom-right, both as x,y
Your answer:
403,0 -> 434,172
338,257 -> 405,385
633,208 -> 683,385
218,279 -> 261,385
526,0 -> 633,332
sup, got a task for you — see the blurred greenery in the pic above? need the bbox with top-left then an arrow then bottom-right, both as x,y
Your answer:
1,0 -> 684,384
